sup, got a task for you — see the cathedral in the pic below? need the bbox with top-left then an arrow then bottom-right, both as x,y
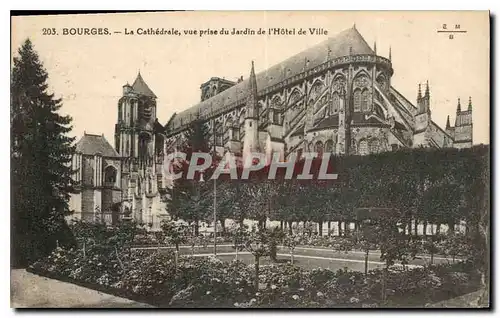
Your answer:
68,26 -> 473,228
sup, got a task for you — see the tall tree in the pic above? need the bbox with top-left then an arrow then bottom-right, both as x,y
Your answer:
166,118 -> 214,235
11,39 -> 76,266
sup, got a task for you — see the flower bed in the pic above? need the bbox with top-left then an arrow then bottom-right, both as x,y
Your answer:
28,245 -> 481,308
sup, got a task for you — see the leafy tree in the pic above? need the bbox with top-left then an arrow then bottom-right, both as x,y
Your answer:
11,39 -> 76,266
166,118 -> 215,235
356,219 -> 379,274
161,220 -> 189,252
228,223 -> 249,262
283,233 -> 300,264
441,232 -> 467,263
243,228 -> 273,290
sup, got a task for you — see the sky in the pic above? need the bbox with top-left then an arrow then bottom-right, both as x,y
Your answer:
11,11 -> 490,145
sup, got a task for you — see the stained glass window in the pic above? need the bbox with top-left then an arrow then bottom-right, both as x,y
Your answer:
353,89 -> 362,112
332,93 -> 340,114
361,89 -> 370,112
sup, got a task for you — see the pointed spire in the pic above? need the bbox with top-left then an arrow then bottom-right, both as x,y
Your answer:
417,83 -> 422,100
246,61 -> 258,119
353,23 -> 356,30
456,97 -> 461,113
468,96 -> 472,111
425,80 -> 430,97
374,41 -> 377,54
389,46 -> 392,61
131,71 -> 156,98
446,115 -> 451,129
249,60 -> 257,94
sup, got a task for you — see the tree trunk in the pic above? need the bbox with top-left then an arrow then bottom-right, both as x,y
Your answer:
195,219 -> 200,236
254,255 -> 260,291
448,221 -> 455,234
414,219 -> 418,236
288,221 -> 293,235
436,223 -> 441,235
280,220 -> 284,230
344,221 -> 349,236
338,221 -> 342,237
382,265 -> 388,302
328,221 -> 332,235
220,218 -> 226,236
423,221 -> 428,237
364,249 -> 369,275
318,221 -> 323,237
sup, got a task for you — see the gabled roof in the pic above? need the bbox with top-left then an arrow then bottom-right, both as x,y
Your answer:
76,133 -> 120,157
131,72 -> 157,98
168,26 -> 374,131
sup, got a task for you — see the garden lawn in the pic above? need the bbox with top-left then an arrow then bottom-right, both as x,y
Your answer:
135,244 -> 458,270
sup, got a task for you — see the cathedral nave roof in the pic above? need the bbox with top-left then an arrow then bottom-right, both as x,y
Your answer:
167,26 -> 374,132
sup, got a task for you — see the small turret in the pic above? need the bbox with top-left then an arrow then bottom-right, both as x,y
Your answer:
123,82 -> 132,95
446,115 -> 451,129
453,96 -> 473,148
417,81 -> 430,114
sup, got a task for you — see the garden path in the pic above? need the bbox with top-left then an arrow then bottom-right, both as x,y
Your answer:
11,269 -> 153,308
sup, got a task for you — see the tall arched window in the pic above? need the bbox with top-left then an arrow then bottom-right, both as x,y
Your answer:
138,133 -> 151,160
331,93 -> 340,114
287,90 -> 302,121
155,134 -> 164,160
225,117 -> 233,142
297,148 -> 303,160
315,141 -> 324,156
361,89 -> 370,112
353,89 -> 362,112
118,103 -> 123,122
271,96 -> 282,124
359,139 -> 369,155
215,121 -> 223,146
232,120 -> 240,141
104,166 -> 117,184
324,140 -> 334,153
369,139 -> 380,154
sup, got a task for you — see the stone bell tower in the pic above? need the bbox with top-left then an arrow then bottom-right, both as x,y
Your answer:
115,72 -> 165,228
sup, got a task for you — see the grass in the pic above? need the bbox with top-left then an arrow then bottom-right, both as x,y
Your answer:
133,244 -> 458,272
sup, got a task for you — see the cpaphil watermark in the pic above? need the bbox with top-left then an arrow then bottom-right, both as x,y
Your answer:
164,152 -> 338,181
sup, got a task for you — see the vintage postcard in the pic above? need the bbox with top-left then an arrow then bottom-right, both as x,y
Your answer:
11,11 -> 490,308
